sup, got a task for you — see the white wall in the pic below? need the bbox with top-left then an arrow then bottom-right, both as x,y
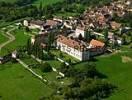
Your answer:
75,28 -> 85,38
29,24 -> 42,29
57,42 -> 83,61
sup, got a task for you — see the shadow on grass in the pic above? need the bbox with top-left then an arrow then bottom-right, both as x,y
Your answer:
72,57 -> 98,66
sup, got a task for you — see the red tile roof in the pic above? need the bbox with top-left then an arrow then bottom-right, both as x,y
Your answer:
90,39 -> 105,47
57,35 -> 85,51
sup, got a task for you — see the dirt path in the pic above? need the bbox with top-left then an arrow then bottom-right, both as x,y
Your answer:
0,28 -> 16,51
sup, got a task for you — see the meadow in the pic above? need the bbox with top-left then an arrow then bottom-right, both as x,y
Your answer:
75,45 -> 132,100
0,62 -> 53,100
0,33 -> 8,45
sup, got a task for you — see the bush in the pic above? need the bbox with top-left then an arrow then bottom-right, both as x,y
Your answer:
40,62 -> 52,72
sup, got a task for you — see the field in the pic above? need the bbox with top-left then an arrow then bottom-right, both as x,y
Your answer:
0,33 -> 8,45
75,45 -> 132,100
0,28 -> 30,56
33,0 -> 63,6
96,47 -> 132,100
0,62 -> 53,100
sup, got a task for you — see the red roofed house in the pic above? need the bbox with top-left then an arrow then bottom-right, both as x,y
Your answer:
89,39 -> 105,56
56,35 -> 105,61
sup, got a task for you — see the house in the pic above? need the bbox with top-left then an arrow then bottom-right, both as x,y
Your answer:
43,20 -> 61,31
23,19 -> 62,31
53,16 -> 63,22
88,39 -> 105,56
27,20 -> 45,29
75,26 -> 85,38
110,21 -> 121,30
23,20 -> 29,27
56,35 -> 105,61
56,35 -> 89,61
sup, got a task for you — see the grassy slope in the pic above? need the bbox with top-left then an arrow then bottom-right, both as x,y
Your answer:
0,33 -> 8,44
0,28 -> 30,56
96,47 -> 132,100
75,46 -> 132,100
0,62 -> 53,100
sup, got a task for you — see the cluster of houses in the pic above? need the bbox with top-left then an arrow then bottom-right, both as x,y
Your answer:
23,0 -> 131,61
82,0 -> 131,29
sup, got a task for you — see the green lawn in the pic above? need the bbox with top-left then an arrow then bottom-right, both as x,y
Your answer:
0,62 -> 53,100
75,46 -> 132,100
0,33 -> 8,44
96,50 -> 132,100
0,28 -> 30,56
20,53 -> 60,82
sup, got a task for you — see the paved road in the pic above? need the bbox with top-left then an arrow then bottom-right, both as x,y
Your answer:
0,28 -> 16,51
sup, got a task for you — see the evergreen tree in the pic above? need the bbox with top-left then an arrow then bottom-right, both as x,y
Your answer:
38,47 -> 44,60
85,28 -> 91,42
104,28 -> 109,46
39,1 -> 43,17
27,38 -> 32,55
47,32 -> 54,51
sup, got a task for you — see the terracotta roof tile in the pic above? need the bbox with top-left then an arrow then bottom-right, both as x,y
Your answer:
57,35 -> 85,51
90,39 -> 105,47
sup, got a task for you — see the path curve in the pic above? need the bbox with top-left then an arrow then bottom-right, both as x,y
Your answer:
0,28 -> 16,51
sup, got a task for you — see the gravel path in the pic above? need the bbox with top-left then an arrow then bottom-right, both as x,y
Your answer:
0,28 -> 16,51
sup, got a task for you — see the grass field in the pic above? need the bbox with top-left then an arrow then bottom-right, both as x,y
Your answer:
75,46 -> 132,100
0,33 -> 8,45
96,47 -> 132,100
0,62 -> 53,100
0,28 -> 30,56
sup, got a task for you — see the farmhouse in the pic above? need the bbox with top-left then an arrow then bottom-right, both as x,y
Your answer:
23,19 -> 62,32
56,35 -> 105,61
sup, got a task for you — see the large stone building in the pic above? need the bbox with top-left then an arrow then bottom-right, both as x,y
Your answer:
56,35 -> 105,61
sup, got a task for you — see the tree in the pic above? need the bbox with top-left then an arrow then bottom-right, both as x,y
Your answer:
25,26 -> 30,32
59,52 -> 64,58
85,28 -> 91,42
122,34 -> 127,45
104,28 -> 109,46
38,47 -> 44,60
40,62 -> 52,72
27,38 -> 32,55
47,32 -> 54,52
39,1 -> 44,17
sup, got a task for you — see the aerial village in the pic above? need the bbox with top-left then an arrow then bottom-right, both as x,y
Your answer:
21,0 -> 132,61
0,0 -> 132,99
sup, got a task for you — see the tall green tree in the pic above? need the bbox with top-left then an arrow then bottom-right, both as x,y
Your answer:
27,38 -> 32,55
104,28 -> 109,46
85,28 -> 91,42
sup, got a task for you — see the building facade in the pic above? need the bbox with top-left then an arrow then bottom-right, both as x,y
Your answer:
56,35 -> 105,61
